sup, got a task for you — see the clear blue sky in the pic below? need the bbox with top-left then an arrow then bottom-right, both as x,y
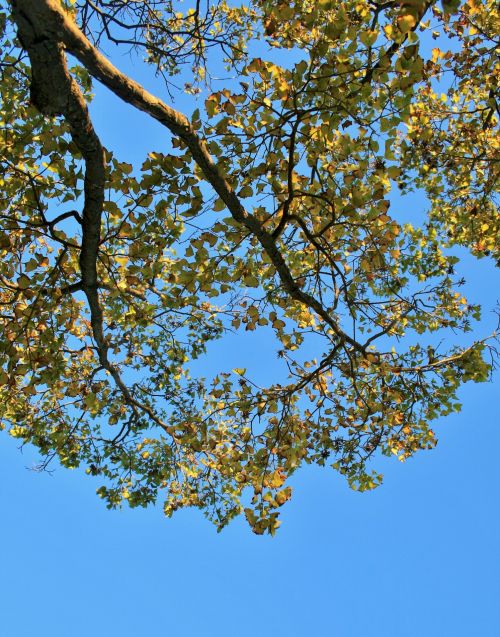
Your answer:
2,374 -> 499,636
1,27 -> 499,637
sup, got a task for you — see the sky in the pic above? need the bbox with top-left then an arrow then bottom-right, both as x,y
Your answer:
1,9 -> 500,637
2,367 -> 499,636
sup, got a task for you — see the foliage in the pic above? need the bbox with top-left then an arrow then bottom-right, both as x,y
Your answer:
0,0 -> 498,534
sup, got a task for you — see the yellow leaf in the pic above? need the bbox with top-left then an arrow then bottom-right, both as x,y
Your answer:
266,468 -> 286,488
398,15 -> 417,34
275,487 -> 292,506
360,30 -> 378,47
115,255 -> 129,267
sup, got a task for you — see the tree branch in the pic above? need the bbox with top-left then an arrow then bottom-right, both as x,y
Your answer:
12,0 -> 172,436
16,0 -> 365,353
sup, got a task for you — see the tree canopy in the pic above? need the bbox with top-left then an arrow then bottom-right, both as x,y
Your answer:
1,0 -> 498,534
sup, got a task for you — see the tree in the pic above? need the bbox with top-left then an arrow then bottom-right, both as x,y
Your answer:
0,0 -> 498,534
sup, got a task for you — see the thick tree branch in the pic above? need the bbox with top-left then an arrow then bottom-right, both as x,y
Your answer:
12,0 -> 172,435
12,0 -> 105,336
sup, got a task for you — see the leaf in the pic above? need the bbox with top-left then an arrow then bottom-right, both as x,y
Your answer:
360,30 -> 378,47
205,96 -> 219,117
238,185 -> 253,198
17,274 -> 30,289
398,15 -> 417,33
266,468 -> 287,489
213,198 -> 226,211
